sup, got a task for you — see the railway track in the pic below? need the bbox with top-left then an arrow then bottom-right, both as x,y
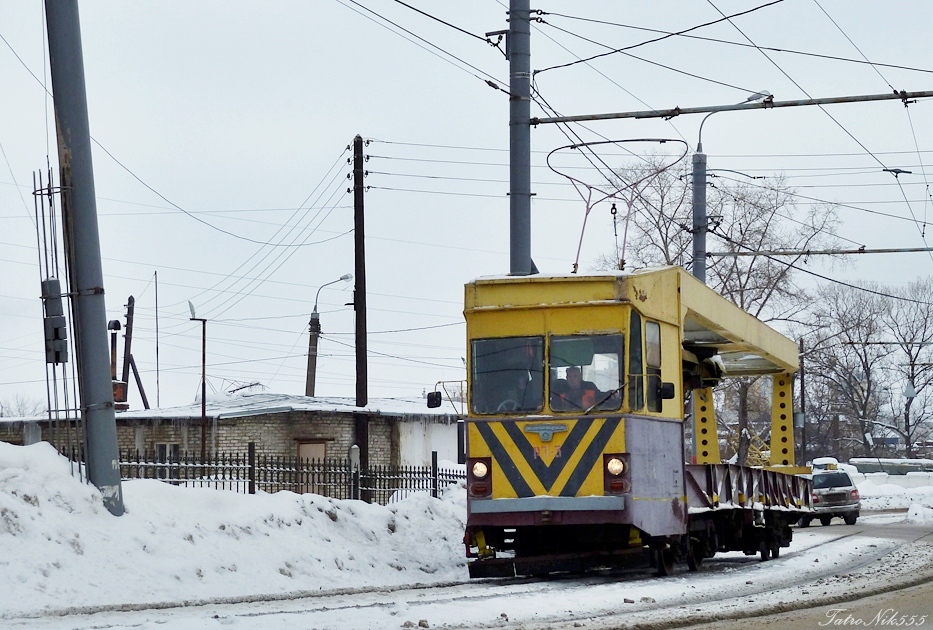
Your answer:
8,515 -> 933,629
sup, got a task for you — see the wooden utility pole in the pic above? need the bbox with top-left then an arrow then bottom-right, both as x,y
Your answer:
353,134 -> 368,407
352,134 -> 369,495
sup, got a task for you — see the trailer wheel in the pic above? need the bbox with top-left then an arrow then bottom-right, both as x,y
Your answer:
799,517 -> 812,528
820,516 -> 832,526
759,541 -> 771,562
770,540 -> 781,559
656,546 -> 675,576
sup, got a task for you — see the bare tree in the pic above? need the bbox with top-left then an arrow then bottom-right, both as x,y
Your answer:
881,279 -> 933,456
0,393 -> 47,417
806,283 -> 892,459
703,178 -> 841,463
705,177 -> 839,322
601,155 -> 692,271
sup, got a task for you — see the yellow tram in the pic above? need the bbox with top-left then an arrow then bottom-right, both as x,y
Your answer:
448,266 -> 811,577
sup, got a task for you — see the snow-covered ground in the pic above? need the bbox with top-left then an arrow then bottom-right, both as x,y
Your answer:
3,441 -> 933,629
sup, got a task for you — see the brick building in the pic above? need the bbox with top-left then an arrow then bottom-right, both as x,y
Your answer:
0,392 -> 461,467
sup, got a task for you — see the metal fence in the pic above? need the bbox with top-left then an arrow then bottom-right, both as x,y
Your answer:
119,443 -> 465,505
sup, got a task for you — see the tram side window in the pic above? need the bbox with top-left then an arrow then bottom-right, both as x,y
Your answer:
549,334 -> 624,412
471,337 -> 544,414
629,311 -> 644,410
645,321 -> 663,412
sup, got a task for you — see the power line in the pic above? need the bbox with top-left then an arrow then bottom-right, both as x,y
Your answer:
538,19 -> 762,95
708,226 -> 933,305
534,0 -> 784,75
540,11 -> 933,78
812,0 -> 894,92
369,138 -> 508,152
708,0 -> 933,261
325,336 -> 464,369
389,0 -> 490,43
92,139 -> 348,247
807,0 -> 932,258
330,321 -> 464,335
334,0 -> 509,95
714,173 -> 930,228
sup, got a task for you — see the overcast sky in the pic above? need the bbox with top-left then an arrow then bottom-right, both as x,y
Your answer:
2,1 -> 933,412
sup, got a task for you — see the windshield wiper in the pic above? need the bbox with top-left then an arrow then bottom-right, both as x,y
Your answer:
583,382 -> 626,415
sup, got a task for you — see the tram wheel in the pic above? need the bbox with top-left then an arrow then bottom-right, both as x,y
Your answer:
686,538 -> 704,572
656,546 -> 675,576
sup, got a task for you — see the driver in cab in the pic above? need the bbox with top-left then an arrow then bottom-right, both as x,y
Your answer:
551,366 -> 601,410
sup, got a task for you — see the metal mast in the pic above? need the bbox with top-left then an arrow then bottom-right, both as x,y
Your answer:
509,0 -> 532,275
45,0 -> 124,515
691,151 -> 707,284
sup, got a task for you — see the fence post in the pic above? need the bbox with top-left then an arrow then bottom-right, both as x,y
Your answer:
349,444 -> 361,501
431,450 -> 438,499
248,442 -> 256,495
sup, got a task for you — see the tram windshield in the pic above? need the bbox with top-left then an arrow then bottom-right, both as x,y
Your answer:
549,334 -> 624,412
471,336 -> 544,414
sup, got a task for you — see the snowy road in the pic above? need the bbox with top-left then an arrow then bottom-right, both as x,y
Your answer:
9,514 -> 933,630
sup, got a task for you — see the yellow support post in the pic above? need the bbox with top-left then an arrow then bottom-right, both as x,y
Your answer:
770,373 -> 795,467
693,387 -> 721,464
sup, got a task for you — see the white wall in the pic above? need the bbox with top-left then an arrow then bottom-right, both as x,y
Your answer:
856,471 -> 933,488
398,418 -> 460,468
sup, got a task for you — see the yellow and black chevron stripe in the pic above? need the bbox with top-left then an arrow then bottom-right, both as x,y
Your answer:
469,417 -> 625,498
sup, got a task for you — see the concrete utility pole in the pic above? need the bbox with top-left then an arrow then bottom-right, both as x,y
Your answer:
509,0 -> 533,276
305,313 -> 321,397
691,151 -> 708,284
305,273 -> 351,397
187,308 -> 207,463
45,0 -> 124,516
691,92 -> 770,283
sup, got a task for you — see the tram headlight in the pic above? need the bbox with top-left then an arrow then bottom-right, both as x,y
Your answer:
607,457 -> 625,476
472,461 -> 489,479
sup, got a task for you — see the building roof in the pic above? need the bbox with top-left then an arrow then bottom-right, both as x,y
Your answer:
117,391 -> 460,422
0,391 -> 461,425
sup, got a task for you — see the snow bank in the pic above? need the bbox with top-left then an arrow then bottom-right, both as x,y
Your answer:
907,503 -> 933,524
8,440 -> 933,621
859,479 -> 933,511
0,442 -> 468,617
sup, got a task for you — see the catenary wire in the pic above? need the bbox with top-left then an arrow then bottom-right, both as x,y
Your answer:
538,20 -> 762,96
708,226 -> 933,306
707,0 -> 933,263
540,11 -> 933,78
811,0 -> 932,239
534,0 -> 784,75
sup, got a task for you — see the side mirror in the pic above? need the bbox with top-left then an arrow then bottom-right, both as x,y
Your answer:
659,382 -> 676,400
427,391 -> 442,408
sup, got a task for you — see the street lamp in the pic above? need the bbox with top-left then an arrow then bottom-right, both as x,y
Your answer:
305,274 -> 353,397
188,301 -> 208,462
692,90 -> 771,284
